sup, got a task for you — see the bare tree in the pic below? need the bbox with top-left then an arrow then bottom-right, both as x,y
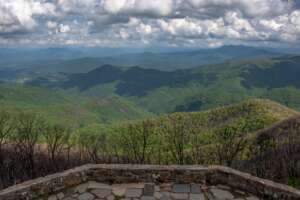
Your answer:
119,120 -> 155,164
12,112 -> 46,178
43,124 -> 71,169
0,111 -> 13,157
0,111 -> 14,187
160,114 -> 192,165
214,126 -> 248,167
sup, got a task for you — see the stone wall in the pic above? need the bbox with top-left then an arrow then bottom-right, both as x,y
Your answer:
0,164 -> 299,200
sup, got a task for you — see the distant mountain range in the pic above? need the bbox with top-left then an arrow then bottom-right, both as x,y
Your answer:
1,45 -> 300,120
22,54 -> 300,115
0,45 -> 289,73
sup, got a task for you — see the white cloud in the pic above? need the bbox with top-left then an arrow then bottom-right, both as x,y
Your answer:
0,0 -> 300,47
46,21 -> 58,29
0,0 -> 56,33
59,24 -> 70,33
137,24 -> 153,35
159,18 -> 203,37
102,0 -> 173,16
183,0 -> 291,18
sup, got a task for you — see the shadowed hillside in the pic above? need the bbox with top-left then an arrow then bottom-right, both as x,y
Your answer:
244,115 -> 300,186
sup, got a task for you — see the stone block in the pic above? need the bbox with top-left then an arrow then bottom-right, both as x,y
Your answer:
141,196 -> 155,200
189,193 -> 205,200
246,197 -> 259,200
173,184 -> 190,193
125,188 -> 143,198
171,193 -> 189,200
91,188 -> 112,198
48,195 -> 57,200
78,192 -> 95,200
143,183 -> 155,196
112,185 -> 126,197
75,183 -> 89,193
210,188 -> 234,199
190,184 -> 201,194
56,192 -> 64,199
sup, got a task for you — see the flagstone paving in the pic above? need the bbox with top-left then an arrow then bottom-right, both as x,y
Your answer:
46,182 -> 260,200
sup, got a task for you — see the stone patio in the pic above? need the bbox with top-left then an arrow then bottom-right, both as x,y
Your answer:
46,182 -> 260,200
1,164 -> 299,199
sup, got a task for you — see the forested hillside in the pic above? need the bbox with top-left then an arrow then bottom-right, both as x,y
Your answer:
23,55 -> 300,115
0,99 -> 298,188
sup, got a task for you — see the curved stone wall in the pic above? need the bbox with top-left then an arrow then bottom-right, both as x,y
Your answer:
0,164 -> 299,200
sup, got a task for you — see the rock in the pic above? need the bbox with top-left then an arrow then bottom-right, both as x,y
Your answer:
127,183 -> 145,189
210,188 -> 234,199
246,197 -> 259,200
78,192 -> 95,200
91,188 -> 112,198
56,192 -> 64,199
112,185 -> 126,197
62,197 -> 76,200
160,193 -> 172,200
48,195 -> 57,200
125,188 -> 143,198
107,195 -> 115,200
88,181 -> 111,189
75,183 -> 89,193
160,183 -> 172,192
141,196 -> 155,200
154,192 -> 162,199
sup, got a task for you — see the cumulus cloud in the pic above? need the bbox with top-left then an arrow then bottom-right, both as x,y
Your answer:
181,0 -> 291,18
0,0 -> 300,47
0,0 -> 56,34
102,0 -> 173,16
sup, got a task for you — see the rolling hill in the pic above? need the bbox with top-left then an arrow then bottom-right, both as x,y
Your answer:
99,99 -> 298,186
24,55 -> 300,115
1,47 -> 300,125
0,84 -> 153,124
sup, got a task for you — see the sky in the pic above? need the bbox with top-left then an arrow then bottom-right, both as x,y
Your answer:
0,0 -> 300,48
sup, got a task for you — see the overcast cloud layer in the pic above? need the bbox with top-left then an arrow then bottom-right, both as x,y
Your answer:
0,0 -> 300,47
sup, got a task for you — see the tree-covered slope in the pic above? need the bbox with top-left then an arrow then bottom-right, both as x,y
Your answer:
0,84 -> 153,124
243,114 -> 300,186
30,55 -> 300,115
90,99 -> 297,185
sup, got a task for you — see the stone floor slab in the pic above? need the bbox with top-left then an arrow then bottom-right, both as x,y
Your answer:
143,183 -> 155,196
210,188 -> 234,199
171,192 -> 189,200
173,184 -> 190,193
189,193 -> 205,200
190,184 -> 202,194
45,181 -> 260,200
